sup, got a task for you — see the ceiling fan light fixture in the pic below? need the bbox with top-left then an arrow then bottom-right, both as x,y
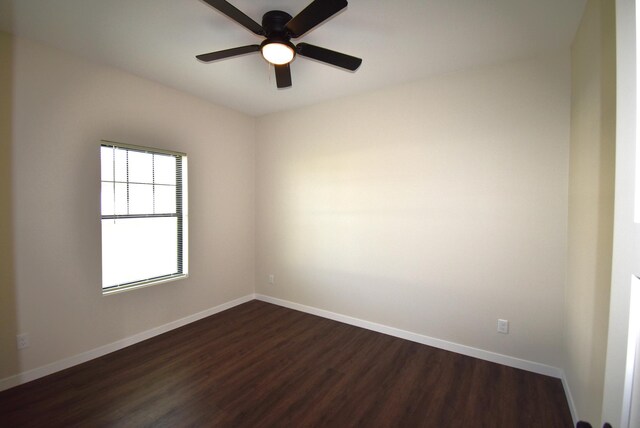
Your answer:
197,0 -> 362,88
261,41 -> 295,65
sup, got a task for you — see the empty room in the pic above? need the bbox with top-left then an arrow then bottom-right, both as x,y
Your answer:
1,0 -> 639,427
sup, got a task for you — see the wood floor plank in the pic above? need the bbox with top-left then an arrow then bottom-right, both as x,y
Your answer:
0,300 -> 574,427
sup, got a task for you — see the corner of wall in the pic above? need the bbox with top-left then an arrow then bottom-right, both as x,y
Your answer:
0,30 -> 20,380
564,0 -> 616,424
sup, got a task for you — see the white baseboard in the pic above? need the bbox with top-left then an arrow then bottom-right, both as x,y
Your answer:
255,294 -> 564,378
560,370 -> 579,425
0,294 -> 255,392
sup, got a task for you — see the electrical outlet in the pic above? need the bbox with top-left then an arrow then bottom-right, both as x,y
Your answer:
16,333 -> 30,350
268,274 -> 275,284
497,319 -> 509,334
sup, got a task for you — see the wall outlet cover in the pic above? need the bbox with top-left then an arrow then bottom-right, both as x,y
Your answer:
497,319 -> 509,334
17,333 -> 30,349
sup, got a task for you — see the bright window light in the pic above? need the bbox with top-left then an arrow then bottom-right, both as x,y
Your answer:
100,142 -> 188,294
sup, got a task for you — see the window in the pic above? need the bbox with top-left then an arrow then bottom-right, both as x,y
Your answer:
100,141 -> 188,294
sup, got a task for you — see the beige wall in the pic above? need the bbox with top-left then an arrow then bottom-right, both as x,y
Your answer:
256,54 -> 571,367
0,31 -> 19,379
9,37 -> 255,373
565,0 -> 616,424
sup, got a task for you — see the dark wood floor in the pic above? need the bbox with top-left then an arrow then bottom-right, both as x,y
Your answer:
0,300 -> 573,427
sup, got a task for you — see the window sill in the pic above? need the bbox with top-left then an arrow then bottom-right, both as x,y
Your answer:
102,274 -> 188,296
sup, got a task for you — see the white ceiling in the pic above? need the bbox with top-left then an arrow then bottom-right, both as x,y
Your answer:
0,0 -> 586,116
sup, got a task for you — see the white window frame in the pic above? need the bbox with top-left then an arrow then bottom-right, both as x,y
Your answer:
100,140 -> 189,294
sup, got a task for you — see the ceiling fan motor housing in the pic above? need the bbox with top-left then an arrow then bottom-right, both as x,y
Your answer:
262,10 -> 293,38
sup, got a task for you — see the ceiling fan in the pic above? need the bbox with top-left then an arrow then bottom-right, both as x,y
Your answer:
196,0 -> 363,88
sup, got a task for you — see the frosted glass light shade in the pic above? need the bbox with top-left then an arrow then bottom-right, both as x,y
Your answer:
261,42 -> 295,65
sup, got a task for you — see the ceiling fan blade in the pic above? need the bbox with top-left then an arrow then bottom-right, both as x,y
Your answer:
196,45 -> 260,62
296,43 -> 362,71
285,0 -> 348,38
201,0 -> 265,35
274,64 -> 292,88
